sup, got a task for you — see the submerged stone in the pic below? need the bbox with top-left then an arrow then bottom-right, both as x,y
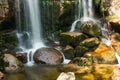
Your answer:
33,48 -> 63,65
60,32 -> 87,47
81,21 -> 101,37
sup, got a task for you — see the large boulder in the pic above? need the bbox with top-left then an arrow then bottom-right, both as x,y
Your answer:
3,54 -> 24,73
60,32 -> 87,47
81,21 -> 101,37
104,0 -> 120,33
33,48 -> 63,65
92,42 -> 117,64
75,37 -> 100,57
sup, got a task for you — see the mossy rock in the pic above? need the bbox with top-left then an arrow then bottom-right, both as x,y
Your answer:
60,32 -> 87,47
63,45 -> 75,59
93,64 -> 117,80
80,37 -> 100,48
111,33 -> 120,52
69,57 -> 93,67
81,21 -> 101,37
75,46 -> 89,57
92,42 -> 117,64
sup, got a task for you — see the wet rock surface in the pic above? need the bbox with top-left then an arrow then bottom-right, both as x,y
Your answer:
34,48 -> 63,64
3,54 -> 24,73
60,32 -> 87,47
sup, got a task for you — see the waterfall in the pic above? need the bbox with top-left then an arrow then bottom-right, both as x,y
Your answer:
70,0 -> 93,32
16,0 -> 45,65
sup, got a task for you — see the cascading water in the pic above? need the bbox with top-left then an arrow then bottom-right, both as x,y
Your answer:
16,0 -> 45,65
101,24 -> 120,66
70,0 -> 93,32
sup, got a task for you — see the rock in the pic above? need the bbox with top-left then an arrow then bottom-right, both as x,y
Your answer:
57,72 -> 75,80
57,64 -> 92,74
33,48 -> 63,64
110,21 -> 120,33
80,37 -> 100,48
69,57 -> 93,67
0,72 -> 4,80
112,67 -> 120,80
81,21 -> 101,37
0,0 -> 15,30
75,46 -> 89,57
57,63 -> 118,80
92,42 -> 117,64
63,45 -> 75,59
3,54 -> 24,73
107,0 -> 120,16
15,53 -> 27,64
105,0 -> 120,33
93,64 -> 117,80
111,33 -> 120,51
60,32 -> 87,47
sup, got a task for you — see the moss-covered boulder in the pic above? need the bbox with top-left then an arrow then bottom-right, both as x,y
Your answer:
92,42 -> 117,64
81,21 -> 101,37
69,57 -> 93,67
75,46 -> 89,57
63,45 -> 75,59
60,32 -> 87,47
75,37 -> 100,57
80,37 -> 100,49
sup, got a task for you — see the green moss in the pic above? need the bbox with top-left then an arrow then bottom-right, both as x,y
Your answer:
75,46 -> 89,57
81,22 -> 101,37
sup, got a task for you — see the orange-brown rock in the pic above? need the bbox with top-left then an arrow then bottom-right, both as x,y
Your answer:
92,42 -> 117,64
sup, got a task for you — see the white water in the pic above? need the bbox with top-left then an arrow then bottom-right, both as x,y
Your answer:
16,0 -> 45,65
70,0 -> 93,32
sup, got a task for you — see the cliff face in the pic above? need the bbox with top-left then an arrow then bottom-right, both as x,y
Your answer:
0,0 -> 15,30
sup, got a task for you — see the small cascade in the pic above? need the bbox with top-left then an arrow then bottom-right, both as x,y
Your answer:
101,23 -> 120,66
70,0 -> 93,32
16,0 -> 46,65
